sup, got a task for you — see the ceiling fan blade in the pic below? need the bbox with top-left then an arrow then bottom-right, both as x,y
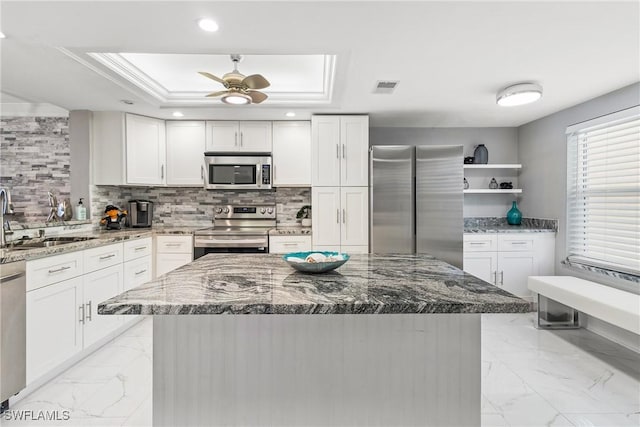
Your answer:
198,71 -> 227,86
205,91 -> 229,98
247,90 -> 268,104
242,74 -> 270,90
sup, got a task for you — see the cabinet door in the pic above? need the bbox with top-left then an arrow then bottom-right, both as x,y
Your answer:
83,264 -> 124,348
311,116 -> 341,186
239,121 -> 272,152
269,236 -> 312,254
340,116 -> 369,186
205,121 -> 239,152
463,252 -> 498,285
26,277 -> 83,384
155,253 -> 193,277
311,187 -> 341,246
341,187 -> 369,247
126,114 -> 166,185
166,121 -> 206,186
498,251 -> 537,301
123,255 -> 152,291
272,121 -> 311,186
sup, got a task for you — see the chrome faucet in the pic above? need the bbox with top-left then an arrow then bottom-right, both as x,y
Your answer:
0,188 -> 15,247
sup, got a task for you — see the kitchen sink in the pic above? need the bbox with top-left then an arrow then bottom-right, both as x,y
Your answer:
4,236 -> 97,250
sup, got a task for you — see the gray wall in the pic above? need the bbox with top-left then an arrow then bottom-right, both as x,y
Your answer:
69,110 -> 92,218
517,82 -> 640,292
370,127 -> 519,217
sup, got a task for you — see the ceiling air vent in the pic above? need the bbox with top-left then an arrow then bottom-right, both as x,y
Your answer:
374,81 -> 399,94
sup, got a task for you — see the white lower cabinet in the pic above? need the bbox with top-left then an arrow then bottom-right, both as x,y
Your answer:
82,264 -> 124,348
154,235 -> 193,277
312,186 -> 369,252
269,235 -> 312,254
463,233 -> 555,302
26,276 -> 83,384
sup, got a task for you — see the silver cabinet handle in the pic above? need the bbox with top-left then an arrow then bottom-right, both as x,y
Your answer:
135,269 -> 147,276
493,271 -> 497,286
48,265 -> 71,274
86,300 -> 92,322
134,246 -> 147,251
342,209 -> 346,223
499,271 -> 504,286
240,132 -> 243,147
201,165 -> 204,179
99,253 -> 116,260
511,242 -> 528,245
342,144 -> 345,159
235,132 -> 238,146
161,164 -> 164,179
336,209 -> 340,223
79,304 -> 85,324
336,144 -> 339,159
165,243 -> 182,247
469,242 -> 486,245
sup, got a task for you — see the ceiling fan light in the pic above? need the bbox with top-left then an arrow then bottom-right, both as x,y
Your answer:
221,92 -> 251,105
496,83 -> 542,107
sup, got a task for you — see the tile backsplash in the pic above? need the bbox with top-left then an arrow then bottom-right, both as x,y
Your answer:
90,186 -> 310,226
0,116 -> 70,222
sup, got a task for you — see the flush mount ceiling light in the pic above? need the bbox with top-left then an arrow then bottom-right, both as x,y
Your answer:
496,83 -> 542,107
221,91 -> 251,105
0,32 -> 6,39
198,18 -> 219,32
286,111 -> 296,117
172,111 -> 184,117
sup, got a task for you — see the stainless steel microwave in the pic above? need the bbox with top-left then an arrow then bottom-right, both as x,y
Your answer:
203,153 -> 272,190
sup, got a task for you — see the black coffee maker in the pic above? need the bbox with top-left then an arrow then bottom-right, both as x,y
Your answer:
126,200 -> 153,228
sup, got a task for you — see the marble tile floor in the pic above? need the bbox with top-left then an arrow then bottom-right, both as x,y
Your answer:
1,313 -> 638,427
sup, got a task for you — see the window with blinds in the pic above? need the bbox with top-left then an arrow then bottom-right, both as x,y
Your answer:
566,106 -> 640,276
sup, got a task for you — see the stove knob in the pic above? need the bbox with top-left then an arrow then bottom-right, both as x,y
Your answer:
260,208 -> 266,214
223,207 -> 230,214
215,208 -> 223,214
267,207 -> 274,214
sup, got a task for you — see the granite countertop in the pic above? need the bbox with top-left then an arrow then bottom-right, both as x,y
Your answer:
464,224 -> 556,233
98,253 -> 529,315
464,217 -> 557,233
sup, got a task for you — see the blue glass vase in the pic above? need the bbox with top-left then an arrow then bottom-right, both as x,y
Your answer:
507,201 -> 522,225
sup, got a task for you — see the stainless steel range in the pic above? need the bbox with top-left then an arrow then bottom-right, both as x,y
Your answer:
193,205 -> 276,259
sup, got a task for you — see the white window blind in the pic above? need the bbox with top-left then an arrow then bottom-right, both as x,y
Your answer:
566,106 -> 640,276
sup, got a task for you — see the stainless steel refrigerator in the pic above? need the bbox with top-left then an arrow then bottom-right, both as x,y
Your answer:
370,145 -> 463,268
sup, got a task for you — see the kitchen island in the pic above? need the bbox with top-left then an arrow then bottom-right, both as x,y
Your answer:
99,253 -> 528,426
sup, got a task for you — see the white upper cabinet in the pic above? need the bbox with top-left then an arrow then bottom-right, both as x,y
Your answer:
272,121 -> 311,187
166,121 -> 206,186
311,116 -> 341,186
126,114 -> 167,185
340,117 -> 369,186
312,115 -> 369,187
205,121 -> 272,152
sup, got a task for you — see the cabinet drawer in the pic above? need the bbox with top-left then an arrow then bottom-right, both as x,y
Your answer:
83,243 -> 124,273
124,255 -> 152,291
123,237 -> 153,261
463,234 -> 497,252
156,235 -> 193,253
269,236 -> 312,254
498,235 -> 534,251
27,251 -> 84,291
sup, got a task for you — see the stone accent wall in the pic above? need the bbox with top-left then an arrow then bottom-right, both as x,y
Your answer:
90,186 -> 310,226
0,116 -> 70,222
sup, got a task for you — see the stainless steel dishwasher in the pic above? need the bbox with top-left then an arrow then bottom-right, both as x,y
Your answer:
0,261 -> 26,413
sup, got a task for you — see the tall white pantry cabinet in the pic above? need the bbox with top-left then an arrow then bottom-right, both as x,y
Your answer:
311,116 -> 369,253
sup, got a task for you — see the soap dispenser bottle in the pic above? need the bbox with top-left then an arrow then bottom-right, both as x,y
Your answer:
75,198 -> 87,220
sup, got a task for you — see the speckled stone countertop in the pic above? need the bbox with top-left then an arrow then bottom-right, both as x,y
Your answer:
269,226 -> 312,236
98,253 -> 529,315
464,217 -> 557,233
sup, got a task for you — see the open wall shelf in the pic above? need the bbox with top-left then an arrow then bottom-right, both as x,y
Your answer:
463,164 -> 522,169
463,189 -> 522,194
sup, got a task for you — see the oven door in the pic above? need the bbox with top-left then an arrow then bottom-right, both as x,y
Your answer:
203,155 -> 271,190
193,234 -> 269,259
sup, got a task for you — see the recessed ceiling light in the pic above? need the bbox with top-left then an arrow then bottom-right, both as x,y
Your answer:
198,18 -> 219,32
120,99 -> 134,105
285,112 -> 296,117
496,83 -> 542,107
172,111 -> 184,117
0,32 -> 6,39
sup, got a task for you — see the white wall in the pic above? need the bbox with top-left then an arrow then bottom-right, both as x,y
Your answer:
370,127 -> 519,217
